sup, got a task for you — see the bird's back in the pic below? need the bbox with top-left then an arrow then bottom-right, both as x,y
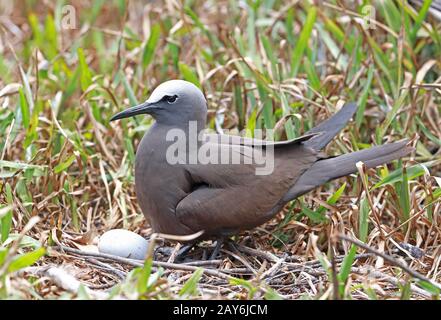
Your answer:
174,135 -> 319,236
135,124 -> 319,237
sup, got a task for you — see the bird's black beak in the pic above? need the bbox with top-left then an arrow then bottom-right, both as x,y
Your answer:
110,101 -> 158,122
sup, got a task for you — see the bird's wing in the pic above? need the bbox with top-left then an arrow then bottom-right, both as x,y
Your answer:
176,102 -> 358,235
303,102 -> 357,150
203,132 -> 319,147
205,102 -> 358,151
175,141 -> 318,235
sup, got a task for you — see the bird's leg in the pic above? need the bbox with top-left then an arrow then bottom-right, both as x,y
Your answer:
175,242 -> 196,262
209,237 -> 225,260
154,246 -> 173,259
226,240 -> 238,252
201,248 -> 208,260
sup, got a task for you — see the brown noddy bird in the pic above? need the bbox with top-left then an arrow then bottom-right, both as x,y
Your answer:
110,80 -> 413,257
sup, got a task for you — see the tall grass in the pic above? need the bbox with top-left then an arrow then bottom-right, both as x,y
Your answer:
0,0 -> 440,299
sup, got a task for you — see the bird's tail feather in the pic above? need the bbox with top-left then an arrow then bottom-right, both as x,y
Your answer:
303,102 -> 358,151
283,139 -> 413,201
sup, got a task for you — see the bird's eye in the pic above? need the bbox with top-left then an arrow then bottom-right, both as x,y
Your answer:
165,95 -> 178,104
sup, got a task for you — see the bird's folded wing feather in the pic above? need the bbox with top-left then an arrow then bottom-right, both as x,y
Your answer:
203,132 -> 319,147
204,102 -> 358,152
175,141 -> 318,234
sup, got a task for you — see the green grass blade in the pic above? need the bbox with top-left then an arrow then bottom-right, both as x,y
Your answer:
54,154 -> 76,174
359,195 -> 369,242
142,24 -> 161,68
290,6 -> 317,77
1,184 -> 13,243
398,165 -> 411,229
356,65 -> 374,128
137,258 -> 153,294
178,62 -> 201,87
410,0 -> 432,44
18,88 -> 30,129
373,163 -> 429,188
77,48 -> 92,91
317,183 -> 347,215
179,268 -> 203,297
301,202 -> 328,224
7,247 -> 46,273
338,244 -> 357,297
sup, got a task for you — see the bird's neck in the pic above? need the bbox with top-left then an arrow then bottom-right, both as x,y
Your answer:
146,120 -> 206,149
153,117 -> 206,135
153,110 -> 206,132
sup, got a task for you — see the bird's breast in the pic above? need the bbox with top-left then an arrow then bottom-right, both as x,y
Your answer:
134,128 -> 193,235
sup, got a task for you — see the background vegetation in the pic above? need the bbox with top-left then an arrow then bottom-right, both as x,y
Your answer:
0,0 -> 440,299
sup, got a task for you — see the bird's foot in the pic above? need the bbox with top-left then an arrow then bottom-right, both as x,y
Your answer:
209,238 -> 225,260
174,238 -> 227,262
175,242 -> 196,262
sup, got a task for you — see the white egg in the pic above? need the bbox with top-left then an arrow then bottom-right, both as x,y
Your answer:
98,229 -> 149,260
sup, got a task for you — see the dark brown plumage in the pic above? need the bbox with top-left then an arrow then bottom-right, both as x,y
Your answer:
110,80 -> 413,243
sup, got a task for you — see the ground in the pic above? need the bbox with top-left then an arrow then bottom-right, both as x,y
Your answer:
0,0 -> 440,300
